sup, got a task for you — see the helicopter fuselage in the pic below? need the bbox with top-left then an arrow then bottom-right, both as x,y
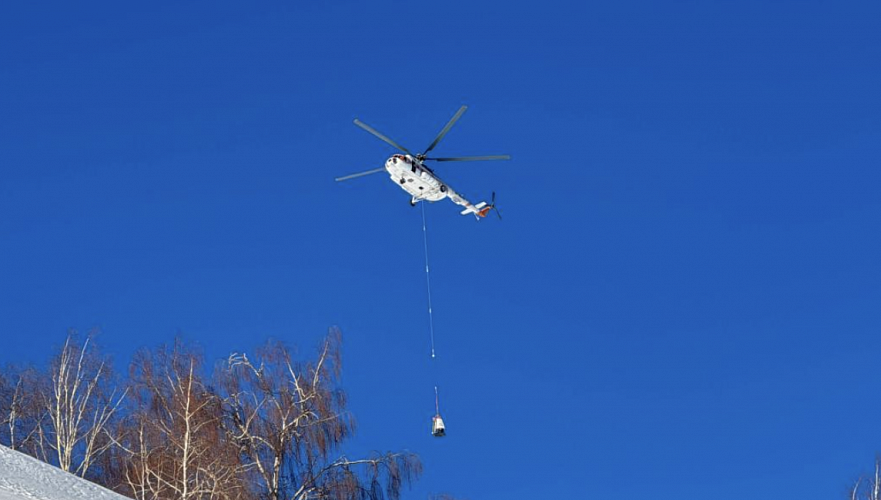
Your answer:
385,154 -> 449,203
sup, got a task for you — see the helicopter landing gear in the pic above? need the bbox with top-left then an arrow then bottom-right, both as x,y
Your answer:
410,197 -> 419,207
399,178 -> 407,185
440,184 -> 447,193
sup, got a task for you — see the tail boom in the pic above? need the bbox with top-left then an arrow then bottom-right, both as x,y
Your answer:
459,201 -> 488,217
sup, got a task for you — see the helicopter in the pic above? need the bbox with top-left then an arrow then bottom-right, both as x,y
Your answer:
335,106 -> 510,219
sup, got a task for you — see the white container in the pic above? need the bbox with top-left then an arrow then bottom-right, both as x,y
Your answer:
431,415 -> 446,437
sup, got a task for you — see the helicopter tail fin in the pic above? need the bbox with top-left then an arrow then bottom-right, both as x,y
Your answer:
462,193 -> 501,219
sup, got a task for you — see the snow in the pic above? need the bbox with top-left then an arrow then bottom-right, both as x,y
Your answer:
0,445 -> 130,500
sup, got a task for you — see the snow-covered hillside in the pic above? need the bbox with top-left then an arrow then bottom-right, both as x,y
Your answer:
0,445 -> 130,500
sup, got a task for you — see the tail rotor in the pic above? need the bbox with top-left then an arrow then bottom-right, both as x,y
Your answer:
478,192 -> 502,220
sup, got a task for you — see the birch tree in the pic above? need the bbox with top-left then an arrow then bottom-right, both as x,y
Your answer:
0,368 -> 28,450
2,365 -> 52,462
122,339 -> 245,500
217,329 -> 421,500
852,460 -> 881,500
42,331 -> 125,477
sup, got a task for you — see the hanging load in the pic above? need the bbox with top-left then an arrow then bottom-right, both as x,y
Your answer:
431,414 -> 446,437
431,386 -> 445,437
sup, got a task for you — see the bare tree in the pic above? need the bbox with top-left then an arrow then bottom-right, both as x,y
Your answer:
852,460 -> 881,500
217,328 -> 421,500
0,367 -> 26,449
1,364 -> 52,464
121,339 -> 245,500
40,331 -> 126,477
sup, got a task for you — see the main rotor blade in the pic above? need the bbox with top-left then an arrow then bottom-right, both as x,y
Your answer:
335,167 -> 386,182
422,105 -> 468,156
353,119 -> 413,156
428,155 -> 511,162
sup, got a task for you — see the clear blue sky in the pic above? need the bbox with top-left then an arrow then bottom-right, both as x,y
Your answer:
2,1 -> 880,498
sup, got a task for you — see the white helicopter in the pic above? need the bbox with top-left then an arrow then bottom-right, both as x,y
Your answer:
335,106 -> 510,219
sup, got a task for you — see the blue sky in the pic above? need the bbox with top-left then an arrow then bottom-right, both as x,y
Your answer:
2,1 -> 880,498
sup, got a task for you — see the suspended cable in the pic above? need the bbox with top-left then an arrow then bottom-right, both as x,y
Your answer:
421,203 -> 447,437
421,201 -> 437,359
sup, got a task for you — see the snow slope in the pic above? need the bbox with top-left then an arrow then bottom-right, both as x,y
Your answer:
0,445 -> 130,500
